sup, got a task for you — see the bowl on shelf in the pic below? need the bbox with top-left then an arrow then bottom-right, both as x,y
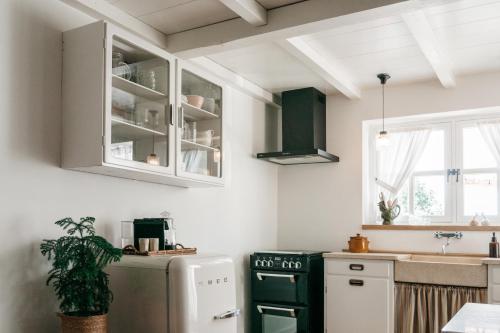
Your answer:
186,95 -> 204,109
202,98 -> 216,113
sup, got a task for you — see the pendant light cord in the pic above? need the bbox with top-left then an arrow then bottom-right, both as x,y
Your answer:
382,83 -> 385,132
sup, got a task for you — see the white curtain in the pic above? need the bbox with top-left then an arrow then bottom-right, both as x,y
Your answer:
478,120 -> 500,164
375,128 -> 431,199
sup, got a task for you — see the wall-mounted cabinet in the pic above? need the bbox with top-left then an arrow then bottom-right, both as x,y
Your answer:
176,61 -> 226,185
62,21 -> 227,187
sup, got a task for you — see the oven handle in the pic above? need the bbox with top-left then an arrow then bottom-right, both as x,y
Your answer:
256,272 -> 296,283
257,305 -> 296,318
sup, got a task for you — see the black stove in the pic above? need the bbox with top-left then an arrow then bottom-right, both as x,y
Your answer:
250,250 -> 324,333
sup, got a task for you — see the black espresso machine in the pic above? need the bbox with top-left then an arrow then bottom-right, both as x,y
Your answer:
250,250 -> 324,333
133,217 -> 176,250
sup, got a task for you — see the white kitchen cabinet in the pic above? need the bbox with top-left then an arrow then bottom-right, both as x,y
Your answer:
175,60 -> 227,185
62,21 -> 227,187
325,258 -> 394,333
488,265 -> 500,304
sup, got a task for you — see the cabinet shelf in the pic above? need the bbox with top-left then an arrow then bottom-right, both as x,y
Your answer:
112,75 -> 167,102
112,117 -> 166,140
181,139 -> 219,152
182,102 -> 219,121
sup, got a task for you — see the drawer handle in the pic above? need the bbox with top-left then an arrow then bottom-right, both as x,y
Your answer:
349,279 -> 364,286
349,264 -> 364,271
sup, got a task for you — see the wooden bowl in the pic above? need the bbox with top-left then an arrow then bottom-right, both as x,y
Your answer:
186,95 -> 204,109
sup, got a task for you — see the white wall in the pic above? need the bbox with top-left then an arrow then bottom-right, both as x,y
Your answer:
0,1 -> 278,332
278,71 -> 500,255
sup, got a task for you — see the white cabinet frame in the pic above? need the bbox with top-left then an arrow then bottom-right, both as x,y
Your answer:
175,59 -> 229,185
103,23 -> 177,175
62,21 -> 227,187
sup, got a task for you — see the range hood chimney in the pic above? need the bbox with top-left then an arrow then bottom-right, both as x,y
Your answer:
257,87 -> 339,165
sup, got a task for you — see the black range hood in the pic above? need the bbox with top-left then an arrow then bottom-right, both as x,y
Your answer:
257,87 -> 339,165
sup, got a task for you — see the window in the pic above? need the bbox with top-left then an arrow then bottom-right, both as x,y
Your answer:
458,122 -> 499,222
364,111 -> 500,225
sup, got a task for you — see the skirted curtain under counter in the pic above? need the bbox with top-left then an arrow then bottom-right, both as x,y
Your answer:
395,283 -> 487,333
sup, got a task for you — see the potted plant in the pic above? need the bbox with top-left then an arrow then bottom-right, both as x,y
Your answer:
40,217 -> 122,333
378,192 -> 401,225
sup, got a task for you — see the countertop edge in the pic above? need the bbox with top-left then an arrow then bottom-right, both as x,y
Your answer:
323,252 -> 500,264
323,252 -> 411,260
482,258 -> 500,265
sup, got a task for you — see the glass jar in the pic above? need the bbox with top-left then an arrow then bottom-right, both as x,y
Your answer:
112,52 -> 132,81
121,221 -> 134,248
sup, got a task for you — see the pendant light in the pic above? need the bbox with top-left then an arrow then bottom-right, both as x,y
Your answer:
376,73 -> 391,149
146,135 -> 160,166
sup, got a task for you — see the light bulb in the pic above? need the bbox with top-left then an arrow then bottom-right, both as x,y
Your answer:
146,153 -> 160,165
376,130 -> 391,149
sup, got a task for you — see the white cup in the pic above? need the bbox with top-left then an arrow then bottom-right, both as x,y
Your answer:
139,238 -> 150,252
197,130 -> 215,147
149,238 -> 159,252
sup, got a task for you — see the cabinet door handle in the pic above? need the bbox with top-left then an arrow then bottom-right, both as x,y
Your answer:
214,309 -> 240,320
169,104 -> 174,126
349,264 -> 364,271
349,279 -> 364,286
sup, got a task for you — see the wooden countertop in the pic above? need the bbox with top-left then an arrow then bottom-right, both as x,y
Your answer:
323,251 -> 500,264
323,252 -> 411,260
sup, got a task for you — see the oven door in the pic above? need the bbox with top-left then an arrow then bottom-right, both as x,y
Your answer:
251,270 -> 308,304
252,302 -> 308,333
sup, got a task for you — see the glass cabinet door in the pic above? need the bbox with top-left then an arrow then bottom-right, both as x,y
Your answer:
108,35 -> 173,171
178,68 -> 223,179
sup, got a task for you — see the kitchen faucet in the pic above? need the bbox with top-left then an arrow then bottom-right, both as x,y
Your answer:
434,232 -> 463,254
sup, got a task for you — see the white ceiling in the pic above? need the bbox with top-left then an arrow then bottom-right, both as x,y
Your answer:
105,0 -> 500,96
209,0 -> 500,93
105,0 -> 303,34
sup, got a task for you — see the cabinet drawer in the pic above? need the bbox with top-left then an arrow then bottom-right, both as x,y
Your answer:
492,266 -> 500,284
492,285 -> 500,303
326,274 -> 392,333
326,259 -> 393,278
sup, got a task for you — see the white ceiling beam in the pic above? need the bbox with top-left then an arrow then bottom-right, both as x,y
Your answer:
279,37 -> 360,99
190,57 -> 281,107
402,9 -> 456,88
61,0 -> 169,48
219,0 -> 267,26
166,0 -> 458,59
60,0 -> 279,106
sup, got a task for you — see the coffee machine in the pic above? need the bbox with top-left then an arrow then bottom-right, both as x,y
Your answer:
133,213 -> 176,250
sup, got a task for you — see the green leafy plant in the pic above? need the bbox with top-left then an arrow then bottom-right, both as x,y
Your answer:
378,192 -> 401,225
40,217 -> 122,316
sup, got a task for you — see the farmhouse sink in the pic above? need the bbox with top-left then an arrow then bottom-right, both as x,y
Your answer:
395,255 -> 487,287
406,255 -> 484,265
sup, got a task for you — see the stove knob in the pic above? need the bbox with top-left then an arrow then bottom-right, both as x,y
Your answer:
261,260 -> 267,267
268,260 -> 274,268
282,261 -> 289,269
295,262 -> 302,269
255,260 -> 262,267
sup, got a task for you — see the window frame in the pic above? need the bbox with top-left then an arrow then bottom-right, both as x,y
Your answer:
455,120 -> 500,224
363,107 -> 500,225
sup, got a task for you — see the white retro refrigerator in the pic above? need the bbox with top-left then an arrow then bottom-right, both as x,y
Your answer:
107,254 -> 240,333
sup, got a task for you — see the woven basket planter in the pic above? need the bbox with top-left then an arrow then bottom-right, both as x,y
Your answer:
58,313 -> 107,333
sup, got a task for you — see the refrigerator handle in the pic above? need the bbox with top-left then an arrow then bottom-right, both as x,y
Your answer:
213,309 -> 241,320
